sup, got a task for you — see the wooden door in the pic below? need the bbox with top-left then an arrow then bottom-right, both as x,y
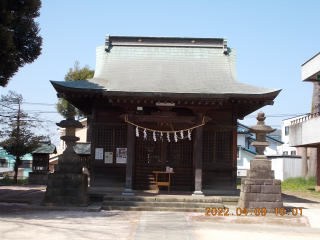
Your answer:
134,130 -> 193,191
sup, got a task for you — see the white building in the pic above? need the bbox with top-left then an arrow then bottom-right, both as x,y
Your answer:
281,114 -> 309,156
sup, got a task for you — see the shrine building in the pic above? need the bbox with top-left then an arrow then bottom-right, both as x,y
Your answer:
50,35 -> 281,196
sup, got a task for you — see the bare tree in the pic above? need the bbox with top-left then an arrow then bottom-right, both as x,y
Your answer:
0,91 -> 50,183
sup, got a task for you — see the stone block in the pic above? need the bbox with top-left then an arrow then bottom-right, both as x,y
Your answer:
275,194 -> 282,202
261,185 -> 281,194
241,193 -> 257,201
238,200 -> 249,209
243,179 -> 264,185
50,179 -> 87,188
250,160 -> 271,170
256,193 -> 276,202
241,184 -> 251,193
247,170 -> 274,179
55,164 -> 82,174
58,154 -> 81,164
251,185 -> 261,193
264,180 -> 274,185
273,179 -> 281,185
45,187 -> 88,197
28,172 -> 48,185
48,173 -> 87,181
248,201 -> 273,209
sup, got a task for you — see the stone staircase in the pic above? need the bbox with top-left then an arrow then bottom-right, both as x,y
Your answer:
101,195 -> 227,212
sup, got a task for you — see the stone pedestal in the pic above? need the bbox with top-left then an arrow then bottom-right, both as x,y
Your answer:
238,161 -> 283,211
28,171 -> 49,185
42,154 -> 90,207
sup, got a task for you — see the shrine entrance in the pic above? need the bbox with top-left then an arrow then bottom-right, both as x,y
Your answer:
134,130 -> 193,191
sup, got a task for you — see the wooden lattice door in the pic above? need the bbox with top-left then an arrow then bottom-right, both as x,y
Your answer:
134,129 -> 193,190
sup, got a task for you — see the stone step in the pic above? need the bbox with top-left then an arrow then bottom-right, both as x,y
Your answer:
102,200 -> 224,208
221,196 -> 240,205
103,196 -> 223,203
101,206 -> 217,212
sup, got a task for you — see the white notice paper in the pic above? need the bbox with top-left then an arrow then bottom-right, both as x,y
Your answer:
104,152 -> 113,163
116,148 -> 127,164
95,148 -> 104,160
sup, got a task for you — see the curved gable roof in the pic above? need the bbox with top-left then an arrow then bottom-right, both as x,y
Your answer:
51,36 -> 280,99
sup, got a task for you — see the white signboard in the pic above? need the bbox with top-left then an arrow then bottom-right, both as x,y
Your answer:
116,148 -> 127,164
104,152 -> 113,163
95,148 -> 104,160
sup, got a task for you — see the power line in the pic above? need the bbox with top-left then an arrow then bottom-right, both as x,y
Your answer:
22,102 -> 56,106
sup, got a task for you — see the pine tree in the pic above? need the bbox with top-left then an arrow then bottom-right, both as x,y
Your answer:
56,61 -> 94,119
0,0 -> 42,87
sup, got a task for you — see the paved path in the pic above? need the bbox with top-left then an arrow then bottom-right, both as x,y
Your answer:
134,212 -> 195,240
1,186 -> 320,239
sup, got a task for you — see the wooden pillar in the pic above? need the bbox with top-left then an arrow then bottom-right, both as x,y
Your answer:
232,128 -> 237,188
192,113 -> 204,197
231,103 -> 238,189
86,116 -> 92,143
316,146 -> 320,191
89,100 -> 97,186
122,122 -> 135,195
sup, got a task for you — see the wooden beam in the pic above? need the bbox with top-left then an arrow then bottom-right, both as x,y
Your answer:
119,114 -> 212,124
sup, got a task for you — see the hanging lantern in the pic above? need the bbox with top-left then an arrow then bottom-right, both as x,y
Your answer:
143,129 -> 147,140
135,127 -> 139,137
180,130 -> 184,139
188,129 -> 191,140
174,132 -> 178,142
167,133 -> 170,142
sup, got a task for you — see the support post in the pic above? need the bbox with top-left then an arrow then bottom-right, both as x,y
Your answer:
89,100 -> 97,186
316,146 -> 320,191
192,114 -> 204,197
122,122 -> 135,195
301,147 -> 308,179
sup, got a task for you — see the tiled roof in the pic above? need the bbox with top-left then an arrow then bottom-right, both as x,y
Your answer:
32,142 -> 57,154
266,134 -> 284,144
241,147 -> 257,155
51,36 -> 280,99
74,143 -> 91,155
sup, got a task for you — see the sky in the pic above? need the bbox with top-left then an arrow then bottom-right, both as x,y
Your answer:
1,0 -> 320,146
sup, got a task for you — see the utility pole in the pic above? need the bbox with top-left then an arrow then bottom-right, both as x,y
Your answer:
13,99 -> 21,183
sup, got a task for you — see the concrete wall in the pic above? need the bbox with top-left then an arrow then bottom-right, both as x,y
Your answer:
237,134 -> 246,147
301,52 -> 320,81
265,141 -> 278,155
289,117 -> 320,147
268,155 -> 303,181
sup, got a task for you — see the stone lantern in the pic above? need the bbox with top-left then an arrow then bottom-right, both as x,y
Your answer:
42,104 -> 91,207
238,111 -> 283,212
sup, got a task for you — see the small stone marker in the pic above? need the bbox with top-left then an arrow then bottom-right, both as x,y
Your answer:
238,111 -> 283,212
